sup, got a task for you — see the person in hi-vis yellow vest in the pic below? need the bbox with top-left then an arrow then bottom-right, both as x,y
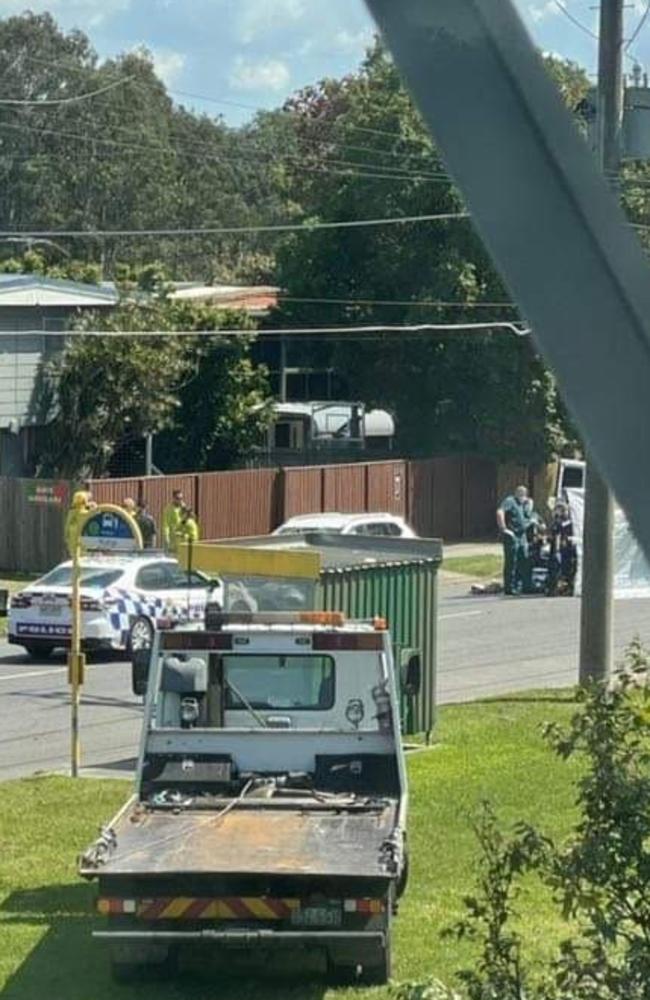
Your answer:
180,507 -> 200,545
163,489 -> 185,553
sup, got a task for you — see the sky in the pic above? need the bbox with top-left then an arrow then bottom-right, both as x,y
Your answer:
1,1 -> 650,124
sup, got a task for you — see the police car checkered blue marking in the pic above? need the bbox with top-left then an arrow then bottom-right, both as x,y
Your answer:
105,588 -> 206,646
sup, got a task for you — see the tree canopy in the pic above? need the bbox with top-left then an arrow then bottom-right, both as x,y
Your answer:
39,297 -> 271,479
268,43 -> 598,464
5,14 -> 649,471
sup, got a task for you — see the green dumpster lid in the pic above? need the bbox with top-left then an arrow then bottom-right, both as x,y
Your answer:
203,532 -> 443,572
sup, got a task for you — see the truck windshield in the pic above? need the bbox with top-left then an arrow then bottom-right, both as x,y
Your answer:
224,654 -> 335,711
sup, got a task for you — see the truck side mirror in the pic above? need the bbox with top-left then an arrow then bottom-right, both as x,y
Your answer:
0,589 -> 8,618
131,648 -> 151,697
404,654 -> 422,697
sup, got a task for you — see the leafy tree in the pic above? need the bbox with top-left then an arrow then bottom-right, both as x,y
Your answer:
270,43 -> 593,463
0,13 -> 292,281
38,297 -> 271,478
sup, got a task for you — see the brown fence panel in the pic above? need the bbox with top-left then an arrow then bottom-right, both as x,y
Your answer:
322,464 -> 367,512
198,469 -> 280,539
0,479 -> 70,574
366,461 -> 407,515
89,477 -> 143,509
408,458 -> 463,540
282,467 -> 324,519
462,456 -> 497,539
496,464 -> 529,505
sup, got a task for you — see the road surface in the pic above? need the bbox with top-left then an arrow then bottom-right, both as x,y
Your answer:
1,586 -> 649,780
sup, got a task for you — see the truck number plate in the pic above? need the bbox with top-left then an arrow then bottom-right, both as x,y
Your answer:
291,904 -> 342,928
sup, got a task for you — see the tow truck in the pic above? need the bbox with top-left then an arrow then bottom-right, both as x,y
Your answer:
80,610 -> 416,985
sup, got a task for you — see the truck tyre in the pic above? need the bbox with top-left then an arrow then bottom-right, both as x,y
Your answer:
131,646 -> 151,697
360,945 -> 392,986
328,947 -> 391,987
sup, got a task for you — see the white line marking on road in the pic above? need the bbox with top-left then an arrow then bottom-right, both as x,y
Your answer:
439,611 -> 484,620
0,663 -> 104,683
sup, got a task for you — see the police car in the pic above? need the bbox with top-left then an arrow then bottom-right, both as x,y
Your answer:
8,552 -> 222,659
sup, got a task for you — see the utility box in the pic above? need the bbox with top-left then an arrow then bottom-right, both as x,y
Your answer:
622,86 -> 650,160
179,534 -> 442,739
581,84 -> 650,160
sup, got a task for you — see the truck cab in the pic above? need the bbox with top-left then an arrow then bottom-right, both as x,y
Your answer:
80,612 -> 411,985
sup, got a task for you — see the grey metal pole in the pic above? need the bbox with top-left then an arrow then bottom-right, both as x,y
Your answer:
279,337 -> 288,402
144,434 -> 153,477
578,0 -> 623,686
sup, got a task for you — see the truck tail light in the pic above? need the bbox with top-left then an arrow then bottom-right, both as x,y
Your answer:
343,899 -> 386,915
97,898 -> 136,915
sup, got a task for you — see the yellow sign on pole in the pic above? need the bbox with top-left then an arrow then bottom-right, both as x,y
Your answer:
66,501 -> 143,777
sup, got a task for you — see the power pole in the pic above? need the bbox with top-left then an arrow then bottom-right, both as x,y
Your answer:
578,0 -> 623,685
279,336 -> 288,402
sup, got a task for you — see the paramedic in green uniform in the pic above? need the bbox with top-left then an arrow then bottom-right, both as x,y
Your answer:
496,485 -> 535,595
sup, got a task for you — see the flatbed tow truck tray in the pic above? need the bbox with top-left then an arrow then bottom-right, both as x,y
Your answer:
84,800 -> 399,879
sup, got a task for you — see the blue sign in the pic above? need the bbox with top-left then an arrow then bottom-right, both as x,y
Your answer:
81,507 -> 142,552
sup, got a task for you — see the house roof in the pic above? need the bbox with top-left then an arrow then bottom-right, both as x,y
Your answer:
168,282 -> 278,313
0,274 -> 118,308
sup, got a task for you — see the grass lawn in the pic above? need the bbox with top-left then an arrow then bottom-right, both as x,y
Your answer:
0,692 -> 580,1000
443,555 -> 502,579
0,574 -> 36,636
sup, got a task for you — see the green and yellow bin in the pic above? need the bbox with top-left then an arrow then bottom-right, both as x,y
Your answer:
178,535 -> 442,740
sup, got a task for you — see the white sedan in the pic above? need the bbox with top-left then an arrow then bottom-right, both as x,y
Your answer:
8,553 -> 221,659
273,512 -> 417,539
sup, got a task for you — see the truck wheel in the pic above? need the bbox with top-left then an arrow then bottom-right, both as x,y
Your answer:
131,647 -> 151,697
359,946 -> 392,986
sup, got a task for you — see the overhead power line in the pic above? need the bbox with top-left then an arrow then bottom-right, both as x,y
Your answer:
550,0 -> 598,40
17,53 -> 433,151
0,75 -> 133,106
0,212 -> 470,240
277,294 -> 517,309
0,119 -> 451,186
26,321 -> 529,338
626,0 -> 650,50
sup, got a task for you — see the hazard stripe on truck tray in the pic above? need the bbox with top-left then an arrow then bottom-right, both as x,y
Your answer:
98,897 -> 301,920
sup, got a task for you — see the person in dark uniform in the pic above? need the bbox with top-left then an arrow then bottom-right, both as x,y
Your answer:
546,500 -> 577,596
496,485 -> 536,595
136,500 -> 157,549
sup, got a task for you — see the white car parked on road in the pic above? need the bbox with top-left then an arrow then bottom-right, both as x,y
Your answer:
8,553 -> 221,659
273,511 -> 417,539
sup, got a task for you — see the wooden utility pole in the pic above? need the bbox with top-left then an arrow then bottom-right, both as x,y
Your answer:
579,0 -> 624,686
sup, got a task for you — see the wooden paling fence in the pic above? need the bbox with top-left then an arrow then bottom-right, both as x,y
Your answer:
0,456 -> 556,573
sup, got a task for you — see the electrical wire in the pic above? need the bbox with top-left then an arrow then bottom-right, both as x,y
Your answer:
21,322 -> 530,338
0,212 -> 469,240
0,118 -> 449,186
17,53 -> 436,151
277,295 -> 517,309
0,74 -> 133,106
550,0 -> 598,41
626,0 -> 650,51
